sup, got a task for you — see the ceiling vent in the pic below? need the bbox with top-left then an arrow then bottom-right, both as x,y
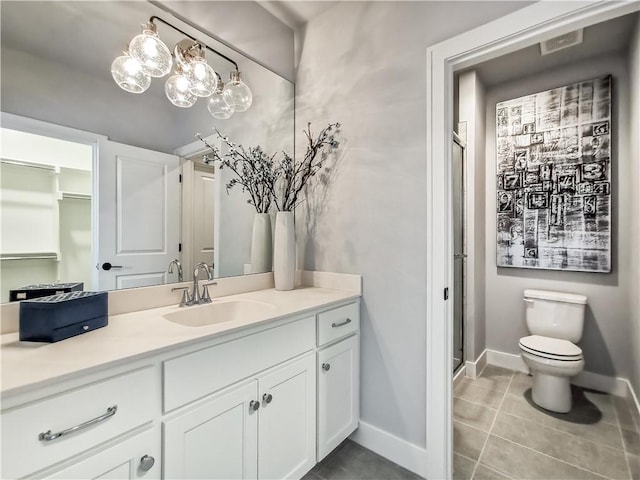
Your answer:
540,29 -> 584,55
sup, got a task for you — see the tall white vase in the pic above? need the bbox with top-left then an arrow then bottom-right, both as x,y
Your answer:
250,213 -> 273,274
273,211 -> 295,291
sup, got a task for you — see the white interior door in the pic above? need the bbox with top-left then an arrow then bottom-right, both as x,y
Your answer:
192,164 -> 216,269
98,140 -> 180,290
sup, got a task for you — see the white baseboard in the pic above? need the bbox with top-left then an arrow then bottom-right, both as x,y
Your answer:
465,349 -> 487,379
572,370 -> 628,397
625,379 -> 640,417
350,421 -> 426,478
486,349 -> 529,373
454,365 -> 466,389
484,349 -> 639,403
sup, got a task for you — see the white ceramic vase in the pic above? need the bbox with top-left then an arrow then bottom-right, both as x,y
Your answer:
273,211 -> 295,290
250,213 -> 273,274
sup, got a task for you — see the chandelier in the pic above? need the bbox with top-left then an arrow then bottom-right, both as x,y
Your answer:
111,16 -> 252,119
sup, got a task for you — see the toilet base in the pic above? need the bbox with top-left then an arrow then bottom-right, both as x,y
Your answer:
532,373 -> 572,413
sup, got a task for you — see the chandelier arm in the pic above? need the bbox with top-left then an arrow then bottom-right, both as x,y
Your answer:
149,15 -> 239,71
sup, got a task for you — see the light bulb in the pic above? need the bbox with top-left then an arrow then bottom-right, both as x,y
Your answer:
186,56 -> 217,97
111,53 -> 151,94
222,71 -> 252,112
128,23 -> 172,78
207,83 -> 234,119
165,70 -> 197,108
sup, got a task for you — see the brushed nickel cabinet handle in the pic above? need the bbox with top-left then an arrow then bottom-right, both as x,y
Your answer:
140,455 -> 155,472
249,400 -> 261,411
38,405 -> 118,442
331,318 -> 352,328
322,363 -> 331,371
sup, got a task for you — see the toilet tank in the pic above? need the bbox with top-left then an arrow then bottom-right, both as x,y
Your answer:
524,289 -> 587,343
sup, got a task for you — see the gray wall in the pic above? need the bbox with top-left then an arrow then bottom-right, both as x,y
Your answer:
458,71 -> 487,363
294,0 -> 530,449
627,16 -> 640,396
484,52 -> 636,380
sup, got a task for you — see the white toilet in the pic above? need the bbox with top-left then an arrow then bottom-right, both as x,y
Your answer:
518,289 -> 587,413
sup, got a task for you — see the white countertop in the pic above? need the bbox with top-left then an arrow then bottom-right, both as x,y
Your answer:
1,286 -> 359,397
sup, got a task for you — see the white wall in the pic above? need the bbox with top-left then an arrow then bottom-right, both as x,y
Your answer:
458,71 -> 487,363
294,0 -> 529,454
484,52 -> 635,380
627,16 -> 640,396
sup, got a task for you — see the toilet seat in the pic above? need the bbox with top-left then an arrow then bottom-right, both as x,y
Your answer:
519,335 -> 583,361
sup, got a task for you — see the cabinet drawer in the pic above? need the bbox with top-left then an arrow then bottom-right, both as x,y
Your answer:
164,317 -> 315,412
317,302 -> 359,346
1,367 -> 157,479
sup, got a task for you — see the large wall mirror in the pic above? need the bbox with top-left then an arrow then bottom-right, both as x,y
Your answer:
0,1 -> 294,302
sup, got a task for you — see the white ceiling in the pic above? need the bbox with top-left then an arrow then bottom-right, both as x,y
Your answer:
467,11 -> 639,87
259,1 -> 339,28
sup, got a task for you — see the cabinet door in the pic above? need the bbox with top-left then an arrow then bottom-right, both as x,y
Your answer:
163,381 -> 258,480
257,353 -> 316,480
317,334 -> 360,461
47,427 -> 160,479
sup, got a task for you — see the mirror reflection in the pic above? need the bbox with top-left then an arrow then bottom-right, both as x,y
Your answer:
0,1 -> 294,302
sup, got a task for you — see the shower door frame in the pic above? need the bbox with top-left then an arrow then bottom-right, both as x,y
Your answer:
424,2 -> 640,479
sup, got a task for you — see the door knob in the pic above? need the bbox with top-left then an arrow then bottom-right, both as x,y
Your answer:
249,400 -> 261,411
139,455 -> 155,472
101,262 -> 123,271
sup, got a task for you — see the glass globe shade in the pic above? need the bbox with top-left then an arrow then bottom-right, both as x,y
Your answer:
222,71 -> 252,112
128,23 -> 172,78
207,90 -> 234,119
165,73 -> 197,108
186,58 -> 217,97
111,53 -> 151,94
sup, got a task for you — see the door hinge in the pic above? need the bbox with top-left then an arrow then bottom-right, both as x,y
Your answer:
444,287 -> 449,300
178,243 -> 182,252
179,174 -> 182,183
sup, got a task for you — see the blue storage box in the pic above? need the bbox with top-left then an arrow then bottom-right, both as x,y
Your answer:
20,291 -> 108,343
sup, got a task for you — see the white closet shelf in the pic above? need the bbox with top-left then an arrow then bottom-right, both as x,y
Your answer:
0,252 -> 60,261
57,191 -> 91,201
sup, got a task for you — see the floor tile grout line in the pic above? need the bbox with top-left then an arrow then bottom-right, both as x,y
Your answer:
502,390 -> 620,427
453,394 -> 502,412
498,398 -> 627,453
469,369 -> 515,480
474,461 -> 516,480
490,432 -> 625,480
496,409 -> 629,455
613,394 -> 634,479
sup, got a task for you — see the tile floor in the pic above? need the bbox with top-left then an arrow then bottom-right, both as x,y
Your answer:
303,440 -> 422,480
454,365 -> 640,480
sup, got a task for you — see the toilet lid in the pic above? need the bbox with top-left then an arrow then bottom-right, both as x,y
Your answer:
519,335 -> 583,361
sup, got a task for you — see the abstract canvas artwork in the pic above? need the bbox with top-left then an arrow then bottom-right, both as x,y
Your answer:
495,75 -> 612,273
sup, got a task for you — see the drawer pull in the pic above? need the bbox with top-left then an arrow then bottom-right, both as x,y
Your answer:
38,405 -> 118,442
322,363 -> 331,371
331,318 -> 352,328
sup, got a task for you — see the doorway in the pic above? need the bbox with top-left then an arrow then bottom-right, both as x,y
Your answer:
452,133 -> 466,373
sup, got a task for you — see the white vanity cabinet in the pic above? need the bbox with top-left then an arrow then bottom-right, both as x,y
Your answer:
316,303 -> 360,461
1,366 -> 160,480
1,296 -> 360,480
163,318 -> 317,480
47,427 -> 161,480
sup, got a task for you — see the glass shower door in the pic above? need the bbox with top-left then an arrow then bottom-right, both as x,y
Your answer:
452,135 -> 465,372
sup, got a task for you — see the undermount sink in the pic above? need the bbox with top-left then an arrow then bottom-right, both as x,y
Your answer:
163,299 -> 277,327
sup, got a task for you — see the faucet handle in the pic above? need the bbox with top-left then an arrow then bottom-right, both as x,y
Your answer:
172,286 -> 192,307
201,282 -> 217,304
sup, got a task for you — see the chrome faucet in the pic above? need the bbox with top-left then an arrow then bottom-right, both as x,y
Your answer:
167,259 -> 183,282
192,262 -> 214,305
